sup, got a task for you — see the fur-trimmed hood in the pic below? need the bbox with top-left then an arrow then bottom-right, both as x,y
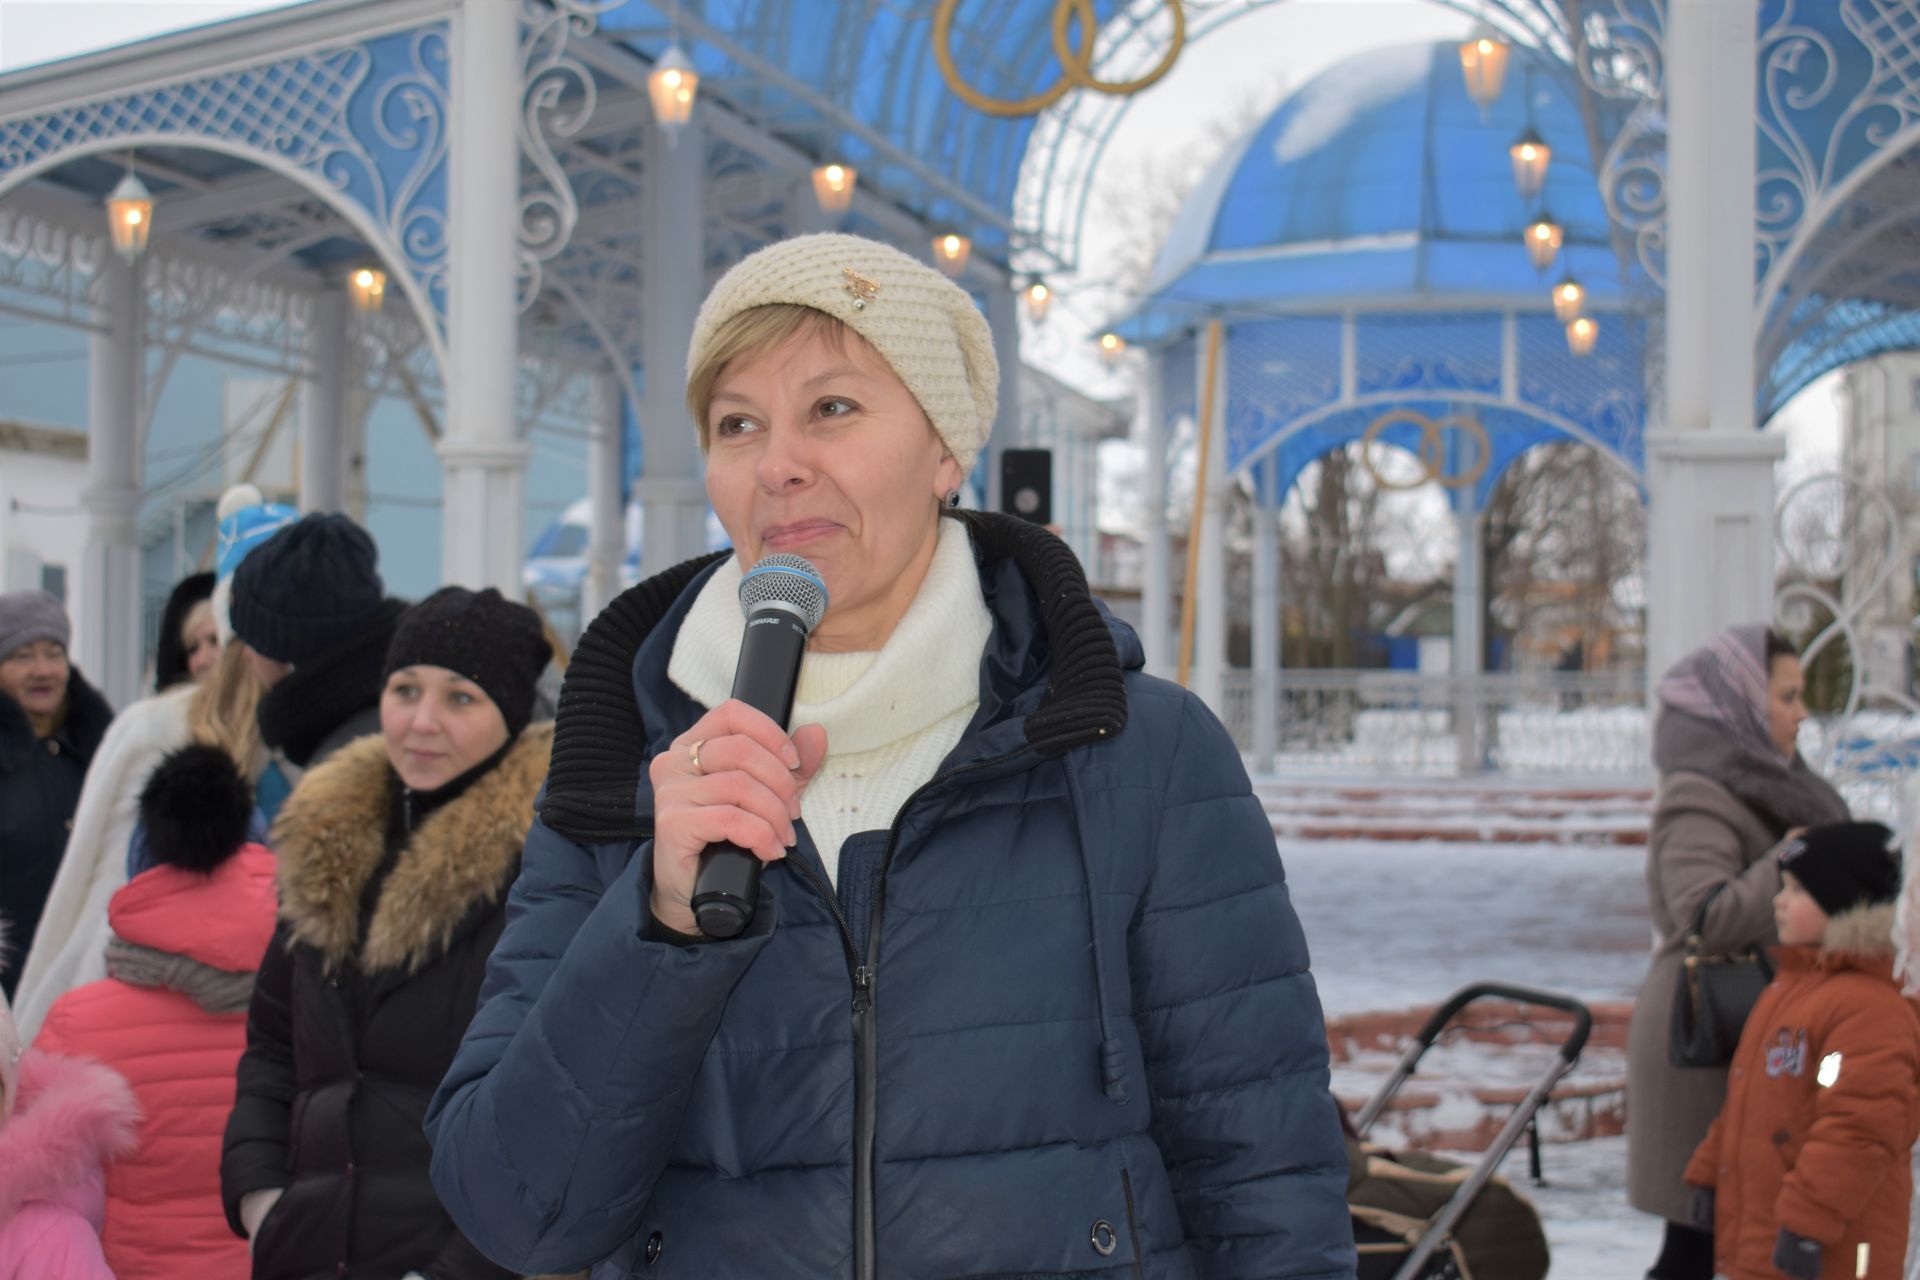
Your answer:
1772,902 -> 1900,980
0,1050 -> 139,1224
271,723 -> 552,975
0,666 -> 114,774
1821,901 -> 1898,963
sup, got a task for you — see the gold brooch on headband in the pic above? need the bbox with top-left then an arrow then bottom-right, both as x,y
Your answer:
843,268 -> 880,310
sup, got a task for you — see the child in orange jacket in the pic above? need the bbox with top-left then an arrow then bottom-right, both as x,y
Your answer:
1684,821 -> 1920,1280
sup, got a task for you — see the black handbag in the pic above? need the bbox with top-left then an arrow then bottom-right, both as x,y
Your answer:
1669,889 -> 1775,1069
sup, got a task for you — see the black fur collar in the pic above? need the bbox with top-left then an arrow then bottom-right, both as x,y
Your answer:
539,511 -> 1127,844
0,666 -> 114,773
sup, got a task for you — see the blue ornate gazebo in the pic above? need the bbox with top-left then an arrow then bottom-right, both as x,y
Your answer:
1114,39 -> 1652,751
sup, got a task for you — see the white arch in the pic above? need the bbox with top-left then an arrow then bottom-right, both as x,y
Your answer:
0,131 -> 448,377
1018,0 -> 1553,268
1753,116 -> 1920,338
1227,387 -> 1643,490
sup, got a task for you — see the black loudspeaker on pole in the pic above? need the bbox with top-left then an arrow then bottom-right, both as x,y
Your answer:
999,448 -> 1053,525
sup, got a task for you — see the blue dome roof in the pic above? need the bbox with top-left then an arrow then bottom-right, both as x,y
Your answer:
1131,40 -> 1624,337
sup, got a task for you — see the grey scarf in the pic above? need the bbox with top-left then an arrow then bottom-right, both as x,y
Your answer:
1653,624 -> 1848,836
105,937 -> 255,1015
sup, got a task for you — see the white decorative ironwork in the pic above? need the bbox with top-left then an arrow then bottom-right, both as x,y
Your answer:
516,0 -> 623,310
0,205 -> 108,327
1218,668 -> 1649,777
0,25 -> 454,355
1772,471 -> 1920,827
1755,0 -> 1920,315
1013,0 -> 1578,273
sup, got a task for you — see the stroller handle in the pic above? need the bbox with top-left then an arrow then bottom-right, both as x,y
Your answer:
1350,984 -> 1594,1280
1410,983 -> 1593,1060
1352,983 -> 1593,1138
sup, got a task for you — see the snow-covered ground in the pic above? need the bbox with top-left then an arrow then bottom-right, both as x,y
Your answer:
1283,837 -> 1661,1274
1283,837 -> 1653,1017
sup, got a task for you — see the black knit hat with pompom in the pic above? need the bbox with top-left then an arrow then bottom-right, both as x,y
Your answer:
138,744 -> 255,875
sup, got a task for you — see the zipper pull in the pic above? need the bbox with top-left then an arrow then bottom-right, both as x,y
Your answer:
852,966 -> 873,1014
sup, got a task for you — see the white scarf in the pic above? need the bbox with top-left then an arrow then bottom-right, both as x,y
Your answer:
667,520 -> 992,879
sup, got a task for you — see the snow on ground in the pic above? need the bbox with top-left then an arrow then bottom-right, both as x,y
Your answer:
1281,837 -> 1653,1017
1282,837 -> 1661,1273
1457,1136 -> 1657,1278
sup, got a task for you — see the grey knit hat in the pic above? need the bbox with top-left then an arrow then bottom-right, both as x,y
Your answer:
686,233 -> 1000,472
0,590 -> 70,661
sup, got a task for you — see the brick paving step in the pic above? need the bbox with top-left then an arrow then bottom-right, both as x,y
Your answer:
1257,778 -> 1652,845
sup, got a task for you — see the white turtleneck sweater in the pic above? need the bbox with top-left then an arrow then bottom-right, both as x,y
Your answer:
667,519 -> 992,883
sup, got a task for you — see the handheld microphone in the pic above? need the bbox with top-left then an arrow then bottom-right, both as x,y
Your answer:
690,552 -> 828,939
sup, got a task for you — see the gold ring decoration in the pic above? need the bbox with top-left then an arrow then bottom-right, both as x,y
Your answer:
933,0 -> 1186,119
1359,409 -> 1491,492
688,738 -> 707,775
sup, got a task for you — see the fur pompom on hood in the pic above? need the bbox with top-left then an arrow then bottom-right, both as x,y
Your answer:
0,1050 -> 140,1223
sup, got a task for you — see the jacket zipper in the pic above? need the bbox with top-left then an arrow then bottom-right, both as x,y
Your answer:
779,743 -> 1037,1280
1120,1167 -> 1146,1280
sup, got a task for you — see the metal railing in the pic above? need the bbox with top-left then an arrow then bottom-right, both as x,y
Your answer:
1218,669 -> 1651,778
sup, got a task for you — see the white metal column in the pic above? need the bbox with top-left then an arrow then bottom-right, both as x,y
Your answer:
299,288 -> 348,513
441,0 -> 529,592
82,254 -> 144,708
1453,504 -> 1484,675
585,372 -> 626,619
985,284 -> 1021,512
1251,466 -> 1280,775
1193,331 -> 1229,716
638,113 -> 710,576
1646,0 -> 1781,682
1140,350 -> 1170,678
786,174 -> 833,236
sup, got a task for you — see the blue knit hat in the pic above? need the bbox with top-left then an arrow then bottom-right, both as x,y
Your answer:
211,485 -> 296,645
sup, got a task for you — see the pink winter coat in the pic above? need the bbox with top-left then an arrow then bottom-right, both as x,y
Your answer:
35,846 -> 277,1280
0,1049 -> 140,1280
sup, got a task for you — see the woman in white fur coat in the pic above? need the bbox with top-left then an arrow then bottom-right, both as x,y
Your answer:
13,681 -> 194,1039
15,486 -> 291,1038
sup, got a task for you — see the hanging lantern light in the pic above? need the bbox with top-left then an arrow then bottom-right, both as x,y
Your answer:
810,163 -> 857,214
348,266 -> 387,313
1509,127 -> 1551,200
1566,315 -> 1598,357
1023,279 -> 1053,324
1458,29 -> 1510,113
648,43 -> 698,141
105,169 -> 154,263
932,232 -> 971,277
1523,212 -> 1564,271
1551,275 -> 1585,325
1098,332 -> 1127,366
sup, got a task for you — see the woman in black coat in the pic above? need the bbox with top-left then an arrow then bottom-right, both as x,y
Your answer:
220,588 -> 552,1280
0,590 -> 113,998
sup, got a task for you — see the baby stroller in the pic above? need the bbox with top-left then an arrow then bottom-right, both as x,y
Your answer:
1347,983 -> 1592,1280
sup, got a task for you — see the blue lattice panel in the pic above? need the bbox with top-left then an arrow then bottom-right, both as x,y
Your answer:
1225,316 -> 1342,471
1514,313 -> 1645,469
0,25 -> 452,325
1353,312 -> 1503,397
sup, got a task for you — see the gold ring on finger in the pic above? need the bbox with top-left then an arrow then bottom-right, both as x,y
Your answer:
688,738 -> 706,775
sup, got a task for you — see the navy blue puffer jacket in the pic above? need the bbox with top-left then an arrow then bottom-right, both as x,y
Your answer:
425,513 -> 1354,1279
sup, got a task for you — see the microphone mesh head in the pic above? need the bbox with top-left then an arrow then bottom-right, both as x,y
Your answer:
738,553 -> 828,632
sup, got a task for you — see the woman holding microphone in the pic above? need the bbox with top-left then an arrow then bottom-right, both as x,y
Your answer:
427,234 -> 1353,1279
